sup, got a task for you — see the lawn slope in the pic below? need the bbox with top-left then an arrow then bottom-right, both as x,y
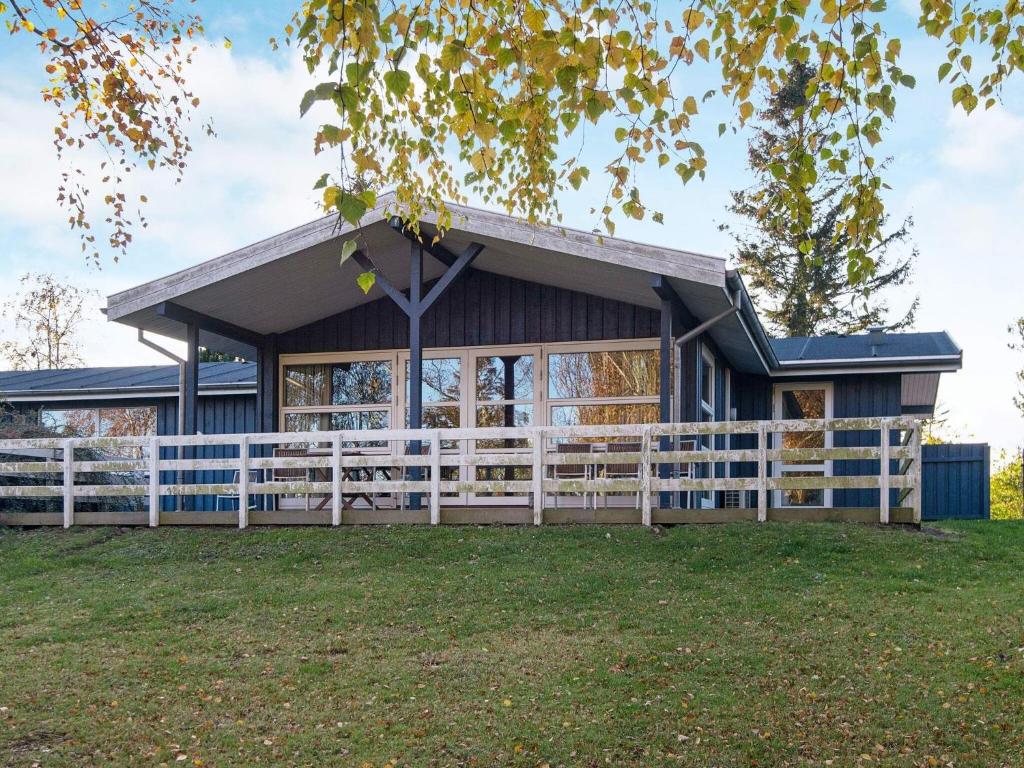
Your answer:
1,522 -> 1022,767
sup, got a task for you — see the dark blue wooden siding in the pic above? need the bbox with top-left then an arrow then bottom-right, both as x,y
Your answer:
729,373 -> 901,509
921,443 -> 990,520
277,269 -> 661,354
158,394 -> 258,512
830,374 -> 902,507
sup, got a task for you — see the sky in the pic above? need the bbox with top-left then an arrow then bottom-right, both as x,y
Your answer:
0,1 -> 1022,455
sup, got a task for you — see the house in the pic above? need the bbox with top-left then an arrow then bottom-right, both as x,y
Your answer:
0,196 -> 967,526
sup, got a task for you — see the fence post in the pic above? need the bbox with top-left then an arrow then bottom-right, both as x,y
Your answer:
879,419 -> 891,524
238,434 -> 250,529
149,436 -> 160,527
757,424 -> 768,522
332,433 -> 343,526
63,438 -> 75,529
429,431 -> 442,525
532,428 -> 544,526
641,426 -> 653,526
911,420 -> 922,525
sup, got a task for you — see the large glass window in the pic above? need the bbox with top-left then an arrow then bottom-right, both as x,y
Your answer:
282,359 -> 394,444
547,347 -> 659,430
41,406 -> 156,459
284,361 -> 391,407
41,407 -> 156,438
547,349 -> 659,400
474,354 -> 534,448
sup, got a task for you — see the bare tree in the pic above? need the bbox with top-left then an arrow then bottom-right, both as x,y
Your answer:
1,273 -> 93,370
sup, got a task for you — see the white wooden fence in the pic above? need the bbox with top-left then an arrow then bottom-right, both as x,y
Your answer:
0,416 -> 922,527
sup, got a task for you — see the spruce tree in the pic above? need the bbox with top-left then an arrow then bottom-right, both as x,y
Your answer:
725,61 -> 918,338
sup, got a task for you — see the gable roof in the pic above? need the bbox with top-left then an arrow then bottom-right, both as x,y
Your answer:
103,193 -> 777,374
770,331 -> 962,372
0,362 -> 255,402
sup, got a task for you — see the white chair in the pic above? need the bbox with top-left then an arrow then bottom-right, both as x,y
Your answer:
216,470 -> 260,512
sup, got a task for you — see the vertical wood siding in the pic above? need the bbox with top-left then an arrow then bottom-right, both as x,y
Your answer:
831,374 -> 902,508
921,443 -> 990,520
276,270 -> 661,354
159,394 -> 258,512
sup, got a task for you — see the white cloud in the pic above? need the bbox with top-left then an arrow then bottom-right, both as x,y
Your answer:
0,44 -> 337,368
889,105 -> 1024,453
939,105 -> 1024,175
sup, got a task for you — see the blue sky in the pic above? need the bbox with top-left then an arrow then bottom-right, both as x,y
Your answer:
1,1 -> 1022,453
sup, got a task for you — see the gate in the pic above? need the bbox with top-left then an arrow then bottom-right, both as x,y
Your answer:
921,443 -> 990,520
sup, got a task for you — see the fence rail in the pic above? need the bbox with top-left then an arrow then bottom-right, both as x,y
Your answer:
0,416 -> 922,527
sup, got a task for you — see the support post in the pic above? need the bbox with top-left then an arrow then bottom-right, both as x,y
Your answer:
429,431 -> 441,525
658,296 -> 673,510
63,438 -> 75,528
879,419 -> 891,524
238,434 -> 250,529
182,322 -> 199,512
757,424 -> 768,522
911,420 -> 922,525
408,242 -> 423,510
641,426 -> 653,526
532,428 -> 545,525
148,436 -> 160,527
182,322 -> 199,437
332,433 -> 343,526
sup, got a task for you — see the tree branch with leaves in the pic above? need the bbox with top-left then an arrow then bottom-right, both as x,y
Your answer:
2,0 -> 209,262
282,0 -> 1024,285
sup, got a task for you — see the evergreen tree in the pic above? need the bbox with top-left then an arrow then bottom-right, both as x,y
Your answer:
725,61 -> 918,338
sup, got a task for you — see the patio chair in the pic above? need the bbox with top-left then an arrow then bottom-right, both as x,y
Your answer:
272,447 -> 310,511
602,442 -> 643,509
553,442 -> 594,510
215,470 -> 260,512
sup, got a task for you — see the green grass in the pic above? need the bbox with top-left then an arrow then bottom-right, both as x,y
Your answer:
1,522 -> 1023,767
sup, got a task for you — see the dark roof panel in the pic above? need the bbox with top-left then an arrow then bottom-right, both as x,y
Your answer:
770,331 -> 961,363
0,362 -> 255,395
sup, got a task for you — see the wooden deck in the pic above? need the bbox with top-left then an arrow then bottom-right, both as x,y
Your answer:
0,416 -> 923,527
0,506 -> 918,527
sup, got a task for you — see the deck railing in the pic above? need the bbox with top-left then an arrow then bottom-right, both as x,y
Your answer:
0,416 -> 921,526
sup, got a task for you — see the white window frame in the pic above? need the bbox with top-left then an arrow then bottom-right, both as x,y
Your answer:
544,339 -> 662,429
279,351 -> 399,444
772,381 -> 834,508
279,339 -> 665,507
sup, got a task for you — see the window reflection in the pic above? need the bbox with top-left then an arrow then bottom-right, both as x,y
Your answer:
476,355 -> 533,401
781,388 -> 827,453
406,358 -> 461,403
476,404 -> 532,449
285,362 -> 391,407
548,350 -> 659,399
551,403 -> 659,427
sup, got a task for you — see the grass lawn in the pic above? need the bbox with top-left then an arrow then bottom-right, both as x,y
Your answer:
1,521 -> 1023,767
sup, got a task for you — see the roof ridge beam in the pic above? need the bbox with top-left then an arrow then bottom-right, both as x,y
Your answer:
388,216 -> 459,268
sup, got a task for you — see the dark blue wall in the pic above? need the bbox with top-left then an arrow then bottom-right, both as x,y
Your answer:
158,394 -> 258,512
830,374 -> 902,508
921,443 -> 990,520
278,269 -> 662,354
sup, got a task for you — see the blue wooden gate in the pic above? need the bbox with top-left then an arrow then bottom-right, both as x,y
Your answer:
921,443 -> 990,520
